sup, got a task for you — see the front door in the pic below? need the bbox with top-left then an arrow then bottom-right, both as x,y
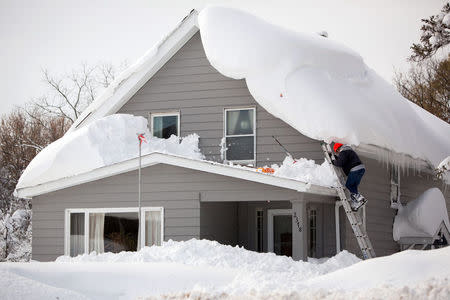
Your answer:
268,209 -> 292,257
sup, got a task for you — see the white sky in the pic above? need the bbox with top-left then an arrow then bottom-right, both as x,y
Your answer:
0,0 -> 445,116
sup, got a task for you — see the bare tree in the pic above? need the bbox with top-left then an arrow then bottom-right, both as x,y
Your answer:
27,62 -> 127,125
394,55 -> 450,123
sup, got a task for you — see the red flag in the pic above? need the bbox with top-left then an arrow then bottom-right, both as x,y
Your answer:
138,133 -> 147,145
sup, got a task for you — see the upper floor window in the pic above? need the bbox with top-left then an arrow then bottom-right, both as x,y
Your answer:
224,107 -> 256,162
151,112 -> 180,139
390,165 -> 400,209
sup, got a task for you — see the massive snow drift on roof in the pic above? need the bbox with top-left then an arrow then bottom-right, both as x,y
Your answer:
16,114 -> 204,189
198,6 -> 450,168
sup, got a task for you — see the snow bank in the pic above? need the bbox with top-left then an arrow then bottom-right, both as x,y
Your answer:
17,114 -> 204,189
393,188 -> 450,241
1,240 -> 450,299
198,6 -> 450,168
272,156 -> 338,187
56,239 -> 359,277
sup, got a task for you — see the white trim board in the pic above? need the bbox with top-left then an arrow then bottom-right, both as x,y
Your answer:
267,209 -> 293,253
16,152 -> 337,199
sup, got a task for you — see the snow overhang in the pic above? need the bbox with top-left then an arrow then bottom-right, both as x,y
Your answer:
15,152 -> 337,199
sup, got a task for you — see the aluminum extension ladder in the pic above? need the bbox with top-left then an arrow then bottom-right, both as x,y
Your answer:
321,142 -> 376,259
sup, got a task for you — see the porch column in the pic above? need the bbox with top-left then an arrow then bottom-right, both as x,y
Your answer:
291,195 -> 307,261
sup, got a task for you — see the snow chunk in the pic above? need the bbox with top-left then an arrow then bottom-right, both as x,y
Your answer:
17,114 -> 204,189
393,188 -> 450,241
198,6 -> 450,168
272,156 -> 338,187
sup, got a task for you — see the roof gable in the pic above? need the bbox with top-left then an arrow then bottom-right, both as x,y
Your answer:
68,10 -> 200,133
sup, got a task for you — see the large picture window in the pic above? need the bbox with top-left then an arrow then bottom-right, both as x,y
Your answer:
224,107 -> 256,162
151,112 -> 180,139
65,207 -> 163,256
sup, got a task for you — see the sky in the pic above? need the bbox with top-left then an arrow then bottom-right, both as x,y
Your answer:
0,0 -> 446,117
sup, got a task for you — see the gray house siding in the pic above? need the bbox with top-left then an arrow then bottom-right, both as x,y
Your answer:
118,32 -> 324,166
200,202 -> 239,246
33,163 -> 328,261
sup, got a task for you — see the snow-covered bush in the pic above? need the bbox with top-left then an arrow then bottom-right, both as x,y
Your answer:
0,209 -> 31,262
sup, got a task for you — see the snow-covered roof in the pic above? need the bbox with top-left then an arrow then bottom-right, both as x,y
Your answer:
393,188 -> 450,241
69,7 -> 449,171
15,151 -> 336,199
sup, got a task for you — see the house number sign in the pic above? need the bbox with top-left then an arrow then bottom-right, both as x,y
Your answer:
293,212 -> 302,232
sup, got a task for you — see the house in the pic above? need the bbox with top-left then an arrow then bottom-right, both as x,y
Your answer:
16,7 -> 450,262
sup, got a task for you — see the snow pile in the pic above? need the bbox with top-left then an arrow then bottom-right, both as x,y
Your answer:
198,6 -> 450,168
56,239 -> 359,278
393,188 -> 450,241
272,156 -> 338,187
16,114 -> 204,189
1,240 -> 450,299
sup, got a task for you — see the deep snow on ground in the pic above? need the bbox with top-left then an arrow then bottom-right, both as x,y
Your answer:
198,6 -> 450,168
0,239 -> 449,299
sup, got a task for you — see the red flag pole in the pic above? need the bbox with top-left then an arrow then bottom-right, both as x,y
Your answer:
137,133 -> 146,249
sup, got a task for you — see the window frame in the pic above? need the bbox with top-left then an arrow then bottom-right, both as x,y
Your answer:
267,209 -> 292,254
223,107 -> 256,164
64,207 -> 164,256
149,111 -> 180,138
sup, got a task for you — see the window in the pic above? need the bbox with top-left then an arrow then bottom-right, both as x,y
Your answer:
224,107 -> 256,162
151,112 -> 180,139
65,207 -> 164,256
256,209 -> 264,252
390,165 -> 400,209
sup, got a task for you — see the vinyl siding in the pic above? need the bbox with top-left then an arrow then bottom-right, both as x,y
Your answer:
118,32 -> 323,166
32,163 -> 327,261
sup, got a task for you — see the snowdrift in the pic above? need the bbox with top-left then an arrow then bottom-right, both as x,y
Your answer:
198,6 -> 450,168
16,114 -> 204,189
1,240 -> 450,299
272,156 -> 338,187
393,188 -> 450,241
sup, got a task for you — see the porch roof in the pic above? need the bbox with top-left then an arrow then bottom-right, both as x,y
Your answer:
16,152 -> 337,199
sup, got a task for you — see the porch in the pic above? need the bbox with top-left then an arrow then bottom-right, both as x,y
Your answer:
200,196 -> 340,260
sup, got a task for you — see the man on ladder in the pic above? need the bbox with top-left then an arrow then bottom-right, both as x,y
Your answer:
331,143 -> 367,211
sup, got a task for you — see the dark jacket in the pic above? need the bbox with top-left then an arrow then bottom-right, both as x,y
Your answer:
332,145 -> 364,176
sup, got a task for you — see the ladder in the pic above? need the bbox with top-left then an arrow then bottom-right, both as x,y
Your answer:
321,142 -> 376,259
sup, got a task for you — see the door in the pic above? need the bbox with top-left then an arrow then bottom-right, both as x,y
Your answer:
267,209 -> 292,256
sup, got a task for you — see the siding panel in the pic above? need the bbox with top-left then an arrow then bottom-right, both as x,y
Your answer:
118,32 -> 323,167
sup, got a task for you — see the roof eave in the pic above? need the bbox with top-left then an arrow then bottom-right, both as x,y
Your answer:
15,152 -> 337,199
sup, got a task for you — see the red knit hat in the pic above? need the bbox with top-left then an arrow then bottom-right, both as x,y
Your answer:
333,143 -> 343,152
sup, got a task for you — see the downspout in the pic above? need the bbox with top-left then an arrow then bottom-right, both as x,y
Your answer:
335,201 -> 342,254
